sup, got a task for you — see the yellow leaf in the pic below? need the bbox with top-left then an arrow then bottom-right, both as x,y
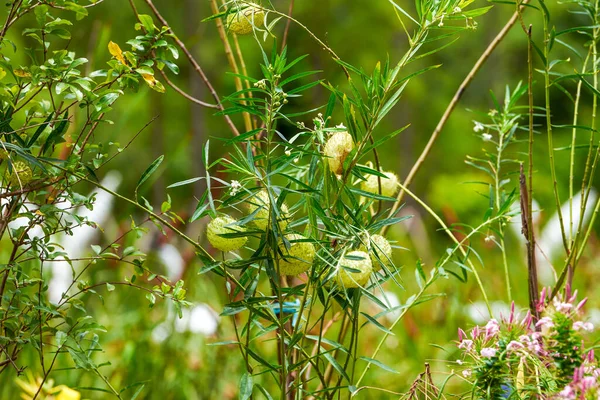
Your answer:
108,41 -> 127,65
140,73 -> 165,93
13,69 -> 31,78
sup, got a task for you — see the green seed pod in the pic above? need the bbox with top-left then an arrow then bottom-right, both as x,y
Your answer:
226,3 -> 265,35
336,250 -> 372,288
323,131 -> 354,176
359,234 -> 393,271
206,215 -> 247,252
6,161 -> 33,186
361,171 -> 399,197
277,234 -> 316,276
245,189 -> 289,231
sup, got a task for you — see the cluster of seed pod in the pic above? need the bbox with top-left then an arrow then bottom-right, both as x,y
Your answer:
322,130 -> 399,197
205,189 -> 394,289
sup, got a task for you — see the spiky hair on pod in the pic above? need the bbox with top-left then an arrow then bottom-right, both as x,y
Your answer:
361,171 -> 399,197
323,131 -> 354,176
360,234 -> 393,271
244,189 -> 289,231
226,3 -> 265,35
277,234 -> 316,276
336,250 -> 372,288
6,161 -> 33,187
206,215 -> 248,252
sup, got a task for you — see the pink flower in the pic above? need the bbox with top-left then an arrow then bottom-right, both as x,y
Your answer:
557,385 -> 575,400
458,339 -> 474,351
480,347 -> 497,358
485,319 -> 500,339
462,369 -> 472,378
470,326 -> 481,340
580,376 -> 596,391
506,340 -> 524,352
536,316 -> 555,335
573,321 -> 594,332
576,298 -> 588,312
553,297 -> 574,313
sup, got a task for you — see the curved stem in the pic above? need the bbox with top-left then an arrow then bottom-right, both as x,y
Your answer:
382,3 -> 529,235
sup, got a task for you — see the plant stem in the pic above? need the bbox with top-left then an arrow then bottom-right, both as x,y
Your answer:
383,2 -> 530,235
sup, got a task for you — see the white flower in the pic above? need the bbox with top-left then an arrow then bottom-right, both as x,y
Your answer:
480,347 -> 497,358
285,149 -> 291,156
482,133 -> 493,142
473,121 -> 485,132
462,369 -> 472,378
453,6 -> 462,13
230,180 -> 242,195
456,359 -> 463,365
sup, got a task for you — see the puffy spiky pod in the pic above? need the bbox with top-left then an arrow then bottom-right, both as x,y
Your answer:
361,171 -> 399,197
206,215 -> 247,252
245,189 -> 289,231
277,234 -> 316,276
336,250 -> 372,288
323,131 -> 354,176
6,161 -> 33,186
226,3 -> 265,35
360,234 -> 393,271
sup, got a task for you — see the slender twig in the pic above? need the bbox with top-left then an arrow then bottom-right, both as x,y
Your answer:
383,3 -> 530,234
140,0 -> 240,136
280,0 -> 295,51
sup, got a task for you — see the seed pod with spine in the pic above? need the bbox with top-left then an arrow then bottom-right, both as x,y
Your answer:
226,3 -> 265,35
361,171 -> 399,197
335,250 -> 372,288
206,215 -> 247,252
245,189 -> 289,231
359,234 -> 393,271
6,161 -> 33,187
277,234 -> 316,276
323,131 -> 354,176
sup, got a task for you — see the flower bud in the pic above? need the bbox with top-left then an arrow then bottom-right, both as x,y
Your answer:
323,131 -> 354,175
361,171 -> 399,197
277,234 -> 316,276
336,250 -> 372,288
226,3 -> 265,35
206,215 -> 247,252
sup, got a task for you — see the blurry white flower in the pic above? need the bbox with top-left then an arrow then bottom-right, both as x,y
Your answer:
375,291 -> 401,322
462,369 -> 472,378
482,133 -> 493,142
466,301 -> 510,324
473,121 -> 484,132
230,180 -> 242,195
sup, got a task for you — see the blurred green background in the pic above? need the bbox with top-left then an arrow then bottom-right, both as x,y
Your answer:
2,0 -> 600,398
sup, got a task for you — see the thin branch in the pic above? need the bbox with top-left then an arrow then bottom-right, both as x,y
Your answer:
382,2 -> 530,234
141,0 -> 240,136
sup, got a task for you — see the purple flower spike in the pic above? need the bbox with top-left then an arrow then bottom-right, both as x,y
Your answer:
576,298 -> 588,312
